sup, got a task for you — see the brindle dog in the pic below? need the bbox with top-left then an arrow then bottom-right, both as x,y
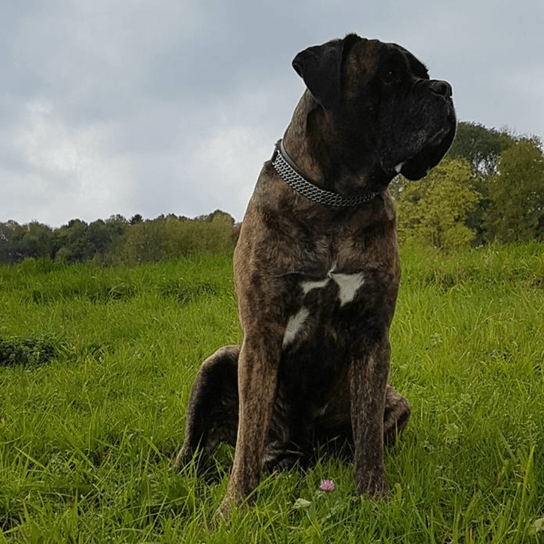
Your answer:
175,34 -> 456,513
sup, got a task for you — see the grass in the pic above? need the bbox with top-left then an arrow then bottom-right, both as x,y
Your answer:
1,244 -> 544,542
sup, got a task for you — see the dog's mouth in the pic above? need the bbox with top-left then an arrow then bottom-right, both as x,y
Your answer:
398,114 -> 457,181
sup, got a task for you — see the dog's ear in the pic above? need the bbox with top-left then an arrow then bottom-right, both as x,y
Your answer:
292,39 -> 344,109
292,35 -> 360,109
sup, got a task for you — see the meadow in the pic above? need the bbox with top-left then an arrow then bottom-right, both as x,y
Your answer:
1,243 -> 544,543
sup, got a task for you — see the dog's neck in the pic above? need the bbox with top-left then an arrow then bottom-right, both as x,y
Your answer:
282,91 -> 390,196
282,92 -> 328,186
273,140 -> 379,207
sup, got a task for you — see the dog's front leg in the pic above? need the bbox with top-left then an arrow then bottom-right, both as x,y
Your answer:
218,333 -> 282,514
349,337 -> 390,497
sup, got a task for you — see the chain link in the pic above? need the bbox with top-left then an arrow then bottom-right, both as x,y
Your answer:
271,141 -> 377,207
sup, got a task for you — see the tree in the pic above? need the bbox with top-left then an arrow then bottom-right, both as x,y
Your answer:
54,220 -> 89,262
198,210 -> 235,226
483,139 -> 544,243
117,220 -> 166,264
0,221 -> 55,263
447,122 -> 516,176
445,123 -> 544,244
395,159 -> 480,250
21,222 -> 55,259
0,221 -> 23,263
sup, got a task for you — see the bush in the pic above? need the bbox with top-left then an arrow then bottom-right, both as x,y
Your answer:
0,334 -> 62,367
115,213 -> 235,265
395,159 -> 480,250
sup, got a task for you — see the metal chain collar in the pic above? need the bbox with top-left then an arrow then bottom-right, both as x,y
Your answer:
271,140 -> 377,207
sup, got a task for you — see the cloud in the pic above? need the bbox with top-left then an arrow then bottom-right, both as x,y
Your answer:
192,124 -> 272,221
7,100 -> 133,225
1,0 -> 543,227
504,65 -> 544,139
125,83 -> 302,223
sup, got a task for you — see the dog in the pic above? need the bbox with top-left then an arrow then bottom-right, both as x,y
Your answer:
175,33 -> 456,514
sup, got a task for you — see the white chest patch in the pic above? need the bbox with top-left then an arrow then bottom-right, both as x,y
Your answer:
282,270 -> 365,349
283,307 -> 310,348
301,278 -> 330,295
301,270 -> 365,307
331,272 -> 365,306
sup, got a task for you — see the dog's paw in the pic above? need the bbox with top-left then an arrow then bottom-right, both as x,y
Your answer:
214,497 -> 235,524
214,483 -> 255,524
264,451 -> 307,473
356,469 -> 388,498
384,386 -> 411,446
173,446 -> 201,472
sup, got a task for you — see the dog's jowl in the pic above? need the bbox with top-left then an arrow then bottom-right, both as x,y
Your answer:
176,33 -> 456,513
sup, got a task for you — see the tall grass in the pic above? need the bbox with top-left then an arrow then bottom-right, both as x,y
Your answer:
1,245 -> 544,542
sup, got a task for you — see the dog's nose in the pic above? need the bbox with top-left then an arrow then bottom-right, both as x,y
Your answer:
430,79 -> 453,98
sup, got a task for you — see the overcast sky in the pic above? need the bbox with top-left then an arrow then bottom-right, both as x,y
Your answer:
2,0 -> 543,227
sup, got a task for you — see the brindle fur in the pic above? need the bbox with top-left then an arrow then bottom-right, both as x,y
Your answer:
175,34 -> 456,514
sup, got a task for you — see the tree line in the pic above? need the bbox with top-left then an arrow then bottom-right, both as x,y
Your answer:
2,121 -> 544,264
394,122 -> 544,249
0,211 -> 236,265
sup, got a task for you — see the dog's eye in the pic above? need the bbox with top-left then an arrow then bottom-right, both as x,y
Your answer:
383,71 -> 396,85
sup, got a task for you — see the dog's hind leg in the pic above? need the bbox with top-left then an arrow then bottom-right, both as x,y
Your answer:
313,384 -> 410,460
383,384 -> 411,446
174,345 -> 240,472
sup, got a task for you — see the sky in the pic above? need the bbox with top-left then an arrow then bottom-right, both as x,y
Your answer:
1,0 -> 543,227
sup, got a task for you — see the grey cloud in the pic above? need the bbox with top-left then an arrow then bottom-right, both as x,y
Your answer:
1,0 -> 543,226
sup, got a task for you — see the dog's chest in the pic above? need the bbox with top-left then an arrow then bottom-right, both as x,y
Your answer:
282,264 -> 365,350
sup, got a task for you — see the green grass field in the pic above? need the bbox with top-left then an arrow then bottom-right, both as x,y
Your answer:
1,244 -> 544,543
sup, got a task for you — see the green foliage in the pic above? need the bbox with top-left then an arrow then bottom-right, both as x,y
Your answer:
0,334 -> 62,367
116,213 -> 235,265
395,159 -> 480,250
55,216 -> 130,264
0,211 -> 236,266
396,127 -> 544,248
0,221 -> 55,263
1,247 -> 544,542
447,121 -> 517,176
483,139 -> 544,243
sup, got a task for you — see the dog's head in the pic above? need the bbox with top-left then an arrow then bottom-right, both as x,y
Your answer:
292,34 -> 457,189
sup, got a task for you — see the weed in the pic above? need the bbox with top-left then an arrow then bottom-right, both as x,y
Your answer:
0,334 -> 62,366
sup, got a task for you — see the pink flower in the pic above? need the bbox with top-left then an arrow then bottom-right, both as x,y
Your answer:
319,479 -> 335,492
